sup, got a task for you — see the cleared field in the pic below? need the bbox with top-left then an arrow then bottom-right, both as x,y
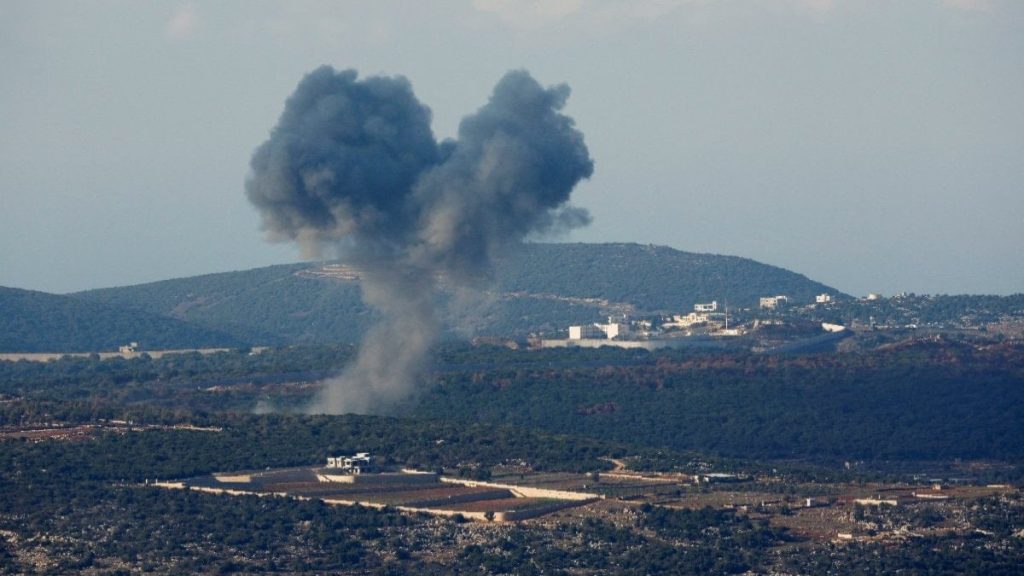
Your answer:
492,472 -> 584,489
365,487 -> 512,507
1,422 -> 221,443
262,483 -> 512,506
258,481 -> 382,497
433,497 -> 555,513
0,424 -> 103,442
169,467 -> 596,521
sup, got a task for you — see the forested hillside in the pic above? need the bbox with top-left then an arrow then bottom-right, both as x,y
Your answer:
0,287 -> 245,352
74,264 -> 370,346
3,340 -> 1020,464
71,243 -> 840,346
413,340 -> 1024,462
491,243 -> 837,311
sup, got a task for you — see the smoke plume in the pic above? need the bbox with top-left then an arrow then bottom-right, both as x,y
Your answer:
246,66 -> 593,414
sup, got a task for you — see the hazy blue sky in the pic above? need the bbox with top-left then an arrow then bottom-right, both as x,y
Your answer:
2,0 -> 1021,297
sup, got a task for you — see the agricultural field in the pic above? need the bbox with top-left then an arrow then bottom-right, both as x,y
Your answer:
167,466 -> 596,521
153,458 -> 1024,550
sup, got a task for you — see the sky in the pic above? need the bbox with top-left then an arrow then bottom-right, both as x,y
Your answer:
1,0 -> 1021,297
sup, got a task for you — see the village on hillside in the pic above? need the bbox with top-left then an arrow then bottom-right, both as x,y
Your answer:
538,290 -> 1023,352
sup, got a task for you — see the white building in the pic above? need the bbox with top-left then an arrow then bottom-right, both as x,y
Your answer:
326,452 -> 374,474
568,325 -> 601,340
598,320 -> 630,339
759,295 -> 789,310
854,497 -> 900,507
666,313 -> 701,327
568,318 -> 631,340
815,294 -> 832,304
694,301 -> 718,312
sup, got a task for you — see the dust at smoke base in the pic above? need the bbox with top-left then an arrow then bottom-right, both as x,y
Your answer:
245,66 -> 594,414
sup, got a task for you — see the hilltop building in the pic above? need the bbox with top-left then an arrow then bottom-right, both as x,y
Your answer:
568,325 -> 600,340
759,295 -> 789,310
568,317 -> 631,341
694,301 -> 718,312
551,300 -> 749,350
666,312 -> 726,329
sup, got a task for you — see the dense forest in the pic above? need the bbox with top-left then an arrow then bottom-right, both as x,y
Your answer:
2,341 -> 1022,466
0,413 -> 633,480
413,341 -> 1024,462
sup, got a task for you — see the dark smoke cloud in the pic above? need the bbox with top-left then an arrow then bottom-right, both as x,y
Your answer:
246,66 -> 593,414
246,67 -> 440,254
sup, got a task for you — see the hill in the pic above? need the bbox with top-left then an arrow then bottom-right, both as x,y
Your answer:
71,243 -> 841,346
0,286 -> 246,353
72,263 -> 373,346
492,243 -> 838,311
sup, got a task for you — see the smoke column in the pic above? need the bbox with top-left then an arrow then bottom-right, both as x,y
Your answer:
246,66 -> 593,414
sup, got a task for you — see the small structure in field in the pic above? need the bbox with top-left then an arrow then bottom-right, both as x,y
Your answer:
326,452 -> 375,474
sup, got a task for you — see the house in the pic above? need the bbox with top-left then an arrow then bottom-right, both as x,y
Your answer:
759,296 -> 789,310
119,342 -> 140,355
568,317 -> 631,340
326,452 -> 375,474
